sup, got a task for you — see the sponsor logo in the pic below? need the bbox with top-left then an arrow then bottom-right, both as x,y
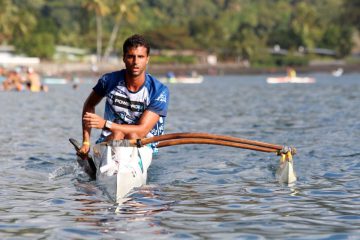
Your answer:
156,91 -> 167,103
112,95 -> 145,112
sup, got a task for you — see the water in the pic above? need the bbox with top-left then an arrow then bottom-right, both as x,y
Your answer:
0,73 -> 359,239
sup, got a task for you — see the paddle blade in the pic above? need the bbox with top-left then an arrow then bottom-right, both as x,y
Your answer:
69,138 -> 81,151
69,138 -> 97,180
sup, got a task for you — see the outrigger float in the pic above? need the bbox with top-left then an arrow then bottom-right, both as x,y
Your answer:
70,132 -> 297,203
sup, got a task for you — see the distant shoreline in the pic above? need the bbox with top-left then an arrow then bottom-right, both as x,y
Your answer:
35,61 -> 359,78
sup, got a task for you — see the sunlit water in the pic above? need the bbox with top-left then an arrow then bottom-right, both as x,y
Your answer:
0,73 -> 359,239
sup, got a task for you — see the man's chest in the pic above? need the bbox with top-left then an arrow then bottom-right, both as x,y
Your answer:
107,86 -> 149,113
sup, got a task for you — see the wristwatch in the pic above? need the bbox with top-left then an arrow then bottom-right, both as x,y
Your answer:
104,120 -> 113,130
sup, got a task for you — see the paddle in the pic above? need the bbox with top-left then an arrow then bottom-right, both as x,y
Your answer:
69,138 -> 96,180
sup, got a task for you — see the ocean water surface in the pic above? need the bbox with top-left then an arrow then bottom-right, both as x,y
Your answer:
0,72 -> 359,239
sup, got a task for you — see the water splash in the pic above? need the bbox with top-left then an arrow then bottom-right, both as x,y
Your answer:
49,163 -> 77,180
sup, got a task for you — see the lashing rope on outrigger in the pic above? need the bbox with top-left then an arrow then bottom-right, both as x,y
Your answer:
277,145 -> 296,163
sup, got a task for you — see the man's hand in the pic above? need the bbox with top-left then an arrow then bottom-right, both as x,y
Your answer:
77,144 -> 90,159
83,112 -> 106,129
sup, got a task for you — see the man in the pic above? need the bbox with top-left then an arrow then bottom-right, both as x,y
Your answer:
286,66 -> 296,78
78,34 -> 169,157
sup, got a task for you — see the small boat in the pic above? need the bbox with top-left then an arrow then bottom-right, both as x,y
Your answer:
267,76 -> 315,84
174,75 -> 204,84
331,68 -> 344,77
42,77 -> 68,85
159,75 -> 204,84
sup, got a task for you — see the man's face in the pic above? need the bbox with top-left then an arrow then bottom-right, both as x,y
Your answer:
123,46 -> 149,77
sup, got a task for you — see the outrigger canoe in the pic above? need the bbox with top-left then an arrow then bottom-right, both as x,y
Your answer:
70,133 -> 297,204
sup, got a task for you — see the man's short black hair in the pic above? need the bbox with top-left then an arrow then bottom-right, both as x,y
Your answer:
123,34 -> 150,56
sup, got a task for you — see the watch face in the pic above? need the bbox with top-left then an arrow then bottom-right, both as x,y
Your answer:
106,120 -> 112,129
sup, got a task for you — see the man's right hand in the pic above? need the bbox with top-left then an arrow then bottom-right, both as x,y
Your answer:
77,144 -> 90,159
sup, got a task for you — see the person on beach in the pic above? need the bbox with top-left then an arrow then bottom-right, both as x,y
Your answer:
2,69 -> 23,91
286,66 -> 297,78
78,34 -> 170,157
26,67 -> 42,92
0,65 -> 7,90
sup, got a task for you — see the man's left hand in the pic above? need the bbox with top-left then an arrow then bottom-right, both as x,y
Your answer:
83,112 -> 106,129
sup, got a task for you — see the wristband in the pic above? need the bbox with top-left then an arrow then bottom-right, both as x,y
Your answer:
104,120 -> 113,130
83,141 -> 90,146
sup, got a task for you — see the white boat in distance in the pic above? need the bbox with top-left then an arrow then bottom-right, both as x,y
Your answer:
331,68 -> 344,77
42,76 -> 68,85
159,75 -> 204,84
267,76 -> 315,84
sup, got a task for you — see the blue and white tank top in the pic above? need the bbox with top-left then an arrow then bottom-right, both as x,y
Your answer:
93,69 -> 169,148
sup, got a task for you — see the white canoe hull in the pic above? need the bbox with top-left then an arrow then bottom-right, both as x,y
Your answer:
92,144 -> 153,203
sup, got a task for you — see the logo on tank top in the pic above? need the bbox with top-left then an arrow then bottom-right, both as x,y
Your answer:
112,95 -> 145,112
156,91 -> 167,103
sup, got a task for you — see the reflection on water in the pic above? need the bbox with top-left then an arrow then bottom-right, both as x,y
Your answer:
0,73 -> 359,239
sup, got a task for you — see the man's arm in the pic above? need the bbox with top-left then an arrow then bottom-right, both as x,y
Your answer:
109,110 -> 160,139
83,110 -> 160,140
79,90 -> 103,155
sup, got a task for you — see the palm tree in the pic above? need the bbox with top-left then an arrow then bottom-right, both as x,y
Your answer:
0,0 -> 37,44
103,0 -> 140,60
82,0 -> 111,62
0,0 -> 14,43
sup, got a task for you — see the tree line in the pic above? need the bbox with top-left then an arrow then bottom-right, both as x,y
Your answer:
0,0 -> 359,65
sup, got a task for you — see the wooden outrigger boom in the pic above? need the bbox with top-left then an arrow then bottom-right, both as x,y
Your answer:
109,132 -> 297,184
125,132 -> 296,156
